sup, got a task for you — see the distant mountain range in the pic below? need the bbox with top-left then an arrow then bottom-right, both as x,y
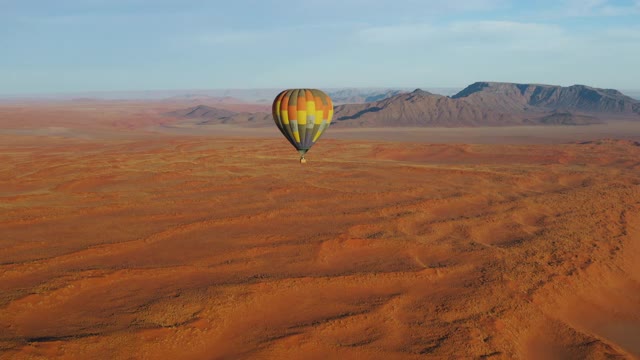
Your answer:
0,88 -> 421,104
451,82 -> 640,113
331,82 -> 639,127
166,82 -> 640,128
332,89 -> 515,127
169,105 -> 237,119
166,105 -> 271,127
326,89 -> 407,104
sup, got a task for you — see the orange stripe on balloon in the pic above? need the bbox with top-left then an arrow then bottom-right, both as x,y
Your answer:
314,95 -> 323,119
281,92 -> 290,121
297,89 -> 306,112
287,89 -> 298,120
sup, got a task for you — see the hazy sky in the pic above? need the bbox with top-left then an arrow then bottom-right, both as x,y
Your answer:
2,0 -> 639,94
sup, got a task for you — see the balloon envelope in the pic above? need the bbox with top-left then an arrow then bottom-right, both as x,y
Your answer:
272,89 -> 334,157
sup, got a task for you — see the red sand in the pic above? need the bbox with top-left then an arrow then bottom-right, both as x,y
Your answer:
1,104 -> 639,359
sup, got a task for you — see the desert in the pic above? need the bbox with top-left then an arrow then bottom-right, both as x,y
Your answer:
1,97 -> 639,359
3,1 -> 640,357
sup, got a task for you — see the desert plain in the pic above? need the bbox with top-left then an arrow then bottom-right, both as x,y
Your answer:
1,102 -> 640,359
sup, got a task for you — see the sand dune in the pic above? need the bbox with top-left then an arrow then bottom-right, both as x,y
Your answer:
1,127 -> 639,359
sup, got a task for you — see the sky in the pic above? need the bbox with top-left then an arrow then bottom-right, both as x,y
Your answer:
1,0 -> 640,94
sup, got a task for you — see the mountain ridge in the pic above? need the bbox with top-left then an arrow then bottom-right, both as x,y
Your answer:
451,81 -> 640,114
165,82 -> 640,128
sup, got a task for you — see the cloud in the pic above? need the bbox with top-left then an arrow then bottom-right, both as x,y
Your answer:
433,0 -> 509,11
299,0 -> 507,12
452,21 -> 570,50
604,26 -> 640,39
196,22 -> 355,47
356,20 -> 570,52
357,24 -> 436,43
563,0 -> 640,16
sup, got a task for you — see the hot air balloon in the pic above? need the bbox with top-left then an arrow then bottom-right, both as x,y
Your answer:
272,89 -> 334,163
